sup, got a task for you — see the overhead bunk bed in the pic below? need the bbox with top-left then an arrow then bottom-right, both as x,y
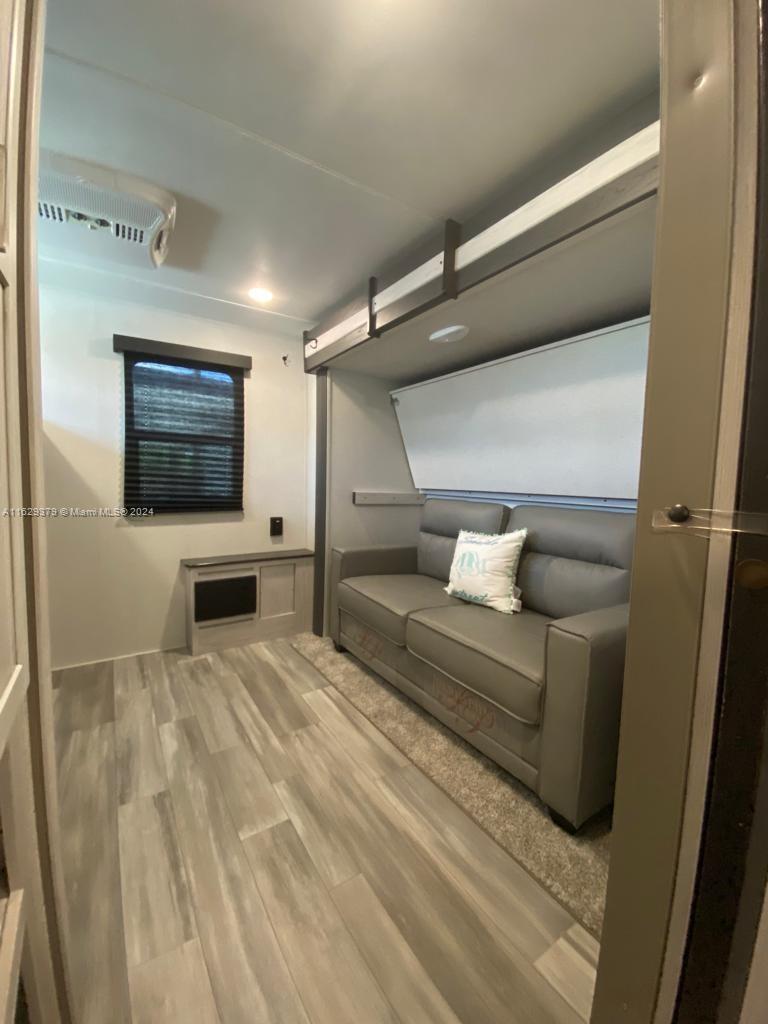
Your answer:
303,120 -> 659,380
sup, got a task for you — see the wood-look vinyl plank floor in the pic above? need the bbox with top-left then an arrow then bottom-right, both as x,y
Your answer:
302,686 -> 408,780
128,939 -> 221,1024
53,660 -> 115,735
181,659 -> 244,753
280,721 -> 361,780
332,873 -> 462,1024
244,820 -> 399,1024
148,652 -> 194,725
219,646 -> 316,737
58,723 -> 131,1024
159,716 -> 310,1024
116,687 -> 167,805
281,742 -> 582,1024
252,639 -> 329,695
535,924 -> 600,1022
58,638 -> 597,1024
118,791 -> 196,967
215,669 -> 297,783
211,743 -> 288,840
377,763 -> 573,961
274,772 -> 361,888
113,655 -> 150,718
275,722 -> 394,889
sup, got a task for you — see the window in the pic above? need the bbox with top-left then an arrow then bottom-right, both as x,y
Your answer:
121,347 -> 245,514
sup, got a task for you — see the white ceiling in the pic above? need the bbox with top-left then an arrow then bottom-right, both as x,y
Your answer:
40,0 -> 659,328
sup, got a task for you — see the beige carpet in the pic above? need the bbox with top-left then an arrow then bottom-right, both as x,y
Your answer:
291,633 -> 610,937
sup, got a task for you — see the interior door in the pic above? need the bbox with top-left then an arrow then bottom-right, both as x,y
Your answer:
0,0 -> 70,1020
591,2 -> 761,1022
673,1 -> 768,1016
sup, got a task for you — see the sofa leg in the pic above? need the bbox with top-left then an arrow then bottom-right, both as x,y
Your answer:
333,641 -> 346,654
548,807 -> 580,835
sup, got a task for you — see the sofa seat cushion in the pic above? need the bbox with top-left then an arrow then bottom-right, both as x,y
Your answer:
338,574 -> 461,647
406,605 -> 551,725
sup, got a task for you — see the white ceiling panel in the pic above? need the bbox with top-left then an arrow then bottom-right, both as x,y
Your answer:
45,0 -> 659,216
39,54 -> 436,322
40,1 -> 659,327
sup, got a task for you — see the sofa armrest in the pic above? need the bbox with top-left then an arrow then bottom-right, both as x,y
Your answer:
328,545 -> 418,641
539,604 -> 629,828
333,545 -> 418,581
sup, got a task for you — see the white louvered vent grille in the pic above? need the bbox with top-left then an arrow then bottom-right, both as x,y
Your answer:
38,204 -> 147,246
114,223 -> 145,244
38,201 -> 66,222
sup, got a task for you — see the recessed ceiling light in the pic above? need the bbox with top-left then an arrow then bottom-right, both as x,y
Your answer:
429,324 -> 469,344
248,287 -> 273,304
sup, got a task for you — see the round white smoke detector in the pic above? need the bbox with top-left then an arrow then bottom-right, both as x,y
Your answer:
429,324 -> 469,344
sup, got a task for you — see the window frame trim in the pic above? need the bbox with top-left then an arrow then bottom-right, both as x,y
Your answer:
121,347 -> 246,515
113,333 -> 252,372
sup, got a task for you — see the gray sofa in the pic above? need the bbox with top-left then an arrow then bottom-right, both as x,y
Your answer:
329,499 -> 634,831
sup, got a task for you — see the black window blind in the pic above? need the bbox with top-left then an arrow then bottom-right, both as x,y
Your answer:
123,352 -> 244,513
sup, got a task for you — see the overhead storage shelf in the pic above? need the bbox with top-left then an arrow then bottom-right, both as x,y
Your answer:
305,121 -> 660,376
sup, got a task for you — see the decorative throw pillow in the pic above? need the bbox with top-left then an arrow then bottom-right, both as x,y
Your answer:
444,528 -> 527,614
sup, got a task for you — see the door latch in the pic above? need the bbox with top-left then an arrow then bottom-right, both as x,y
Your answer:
651,505 -> 768,538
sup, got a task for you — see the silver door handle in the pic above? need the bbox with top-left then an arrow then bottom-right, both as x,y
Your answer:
652,505 -> 768,537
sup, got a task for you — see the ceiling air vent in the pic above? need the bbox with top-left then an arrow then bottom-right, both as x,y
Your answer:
37,152 -> 176,269
38,201 -> 66,222
114,223 -> 145,244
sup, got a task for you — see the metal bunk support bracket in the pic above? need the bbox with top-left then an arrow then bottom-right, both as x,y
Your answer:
367,276 -> 379,338
304,218 -> 462,371
373,218 -> 461,336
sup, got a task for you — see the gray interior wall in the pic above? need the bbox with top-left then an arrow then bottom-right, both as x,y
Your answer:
324,369 -> 422,632
40,283 -> 311,666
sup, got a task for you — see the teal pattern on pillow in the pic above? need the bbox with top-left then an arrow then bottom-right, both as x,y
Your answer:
449,588 -> 491,606
445,528 -> 527,614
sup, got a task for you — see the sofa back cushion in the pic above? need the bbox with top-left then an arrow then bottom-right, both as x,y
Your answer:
507,505 -> 635,619
418,499 -> 507,581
